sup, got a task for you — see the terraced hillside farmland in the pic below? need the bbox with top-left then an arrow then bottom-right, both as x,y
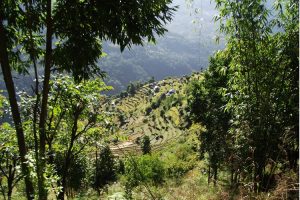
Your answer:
104,73 -> 203,156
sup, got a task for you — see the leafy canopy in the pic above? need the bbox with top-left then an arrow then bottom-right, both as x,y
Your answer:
2,0 -> 177,81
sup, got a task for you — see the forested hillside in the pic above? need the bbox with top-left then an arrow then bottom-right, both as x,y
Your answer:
0,0 -> 298,200
0,0 -> 224,95
100,0 -> 224,94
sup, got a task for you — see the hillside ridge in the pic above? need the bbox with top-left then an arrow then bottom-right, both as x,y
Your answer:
103,73 -> 202,156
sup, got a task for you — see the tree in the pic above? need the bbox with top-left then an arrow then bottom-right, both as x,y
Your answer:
187,0 -> 298,192
120,91 -> 128,99
213,0 -> 298,191
46,75 -> 112,199
0,1 -> 177,199
92,145 -> 116,195
54,152 -> 88,198
187,50 -> 232,185
148,76 -> 155,84
127,83 -> 136,96
0,123 -> 24,200
141,135 -> 151,155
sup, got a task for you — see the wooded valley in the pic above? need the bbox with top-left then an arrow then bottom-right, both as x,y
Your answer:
0,0 -> 298,199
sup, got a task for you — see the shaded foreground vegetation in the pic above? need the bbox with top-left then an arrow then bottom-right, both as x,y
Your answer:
187,0 -> 299,197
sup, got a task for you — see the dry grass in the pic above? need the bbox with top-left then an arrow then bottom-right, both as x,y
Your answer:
267,172 -> 299,200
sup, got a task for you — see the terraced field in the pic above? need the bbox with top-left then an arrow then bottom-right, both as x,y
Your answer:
106,73 -> 202,157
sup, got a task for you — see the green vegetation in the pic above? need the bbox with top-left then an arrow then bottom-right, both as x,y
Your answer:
124,154 -> 165,199
188,50 -> 231,185
0,0 -> 176,199
187,0 -> 298,197
0,123 -> 23,200
92,145 -> 117,195
0,0 -> 298,199
141,136 -> 151,155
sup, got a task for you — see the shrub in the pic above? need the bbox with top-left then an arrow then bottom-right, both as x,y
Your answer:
92,146 -> 117,193
151,101 -> 159,109
145,106 -> 152,115
118,114 -> 126,126
120,91 -> 128,98
124,155 -> 165,199
162,142 -> 197,179
54,152 -> 89,196
117,159 -> 125,175
160,109 -> 165,117
125,155 -> 165,184
142,118 -> 148,123
141,135 -> 151,155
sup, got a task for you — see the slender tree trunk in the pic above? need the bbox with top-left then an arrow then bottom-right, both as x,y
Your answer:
213,167 -> 217,186
7,164 -> 13,200
32,52 -> 40,177
58,141 -> 75,200
7,180 -> 12,200
207,166 -> 211,185
37,0 -> 53,199
58,113 -> 79,200
58,167 -> 67,200
24,0 -> 40,186
0,18 -> 35,200
231,168 -> 234,186
234,171 -> 238,185
7,191 -> 11,200
57,153 -> 71,200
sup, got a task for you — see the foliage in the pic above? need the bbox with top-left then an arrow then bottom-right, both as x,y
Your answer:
124,155 -> 165,199
161,94 -> 183,111
52,0 -> 177,81
148,76 -> 155,84
117,159 -> 125,175
0,0 -> 177,198
0,123 -> 23,200
54,152 -> 88,196
46,75 -> 112,198
187,50 -> 231,184
145,107 -> 152,115
92,145 -> 117,193
188,0 -> 299,193
127,83 -> 137,96
161,136 -> 198,179
0,94 -> 7,118
119,91 -> 128,99
217,0 -> 298,191
126,81 -> 145,96
141,136 -> 151,155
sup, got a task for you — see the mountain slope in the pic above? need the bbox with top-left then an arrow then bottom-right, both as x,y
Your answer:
103,73 -> 202,156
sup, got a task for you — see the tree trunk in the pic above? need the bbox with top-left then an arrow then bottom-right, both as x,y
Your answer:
57,150 -> 72,200
231,168 -> 234,186
57,157 -> 69,200
207,166 -> 211,185
37,0 -> 53,199
57,171 -> 67,200
234,171 -> 238,186
58,114 -> 79,200
7,181 -> 12,200
213,167 -> 217,186
0,17 -> 35,200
